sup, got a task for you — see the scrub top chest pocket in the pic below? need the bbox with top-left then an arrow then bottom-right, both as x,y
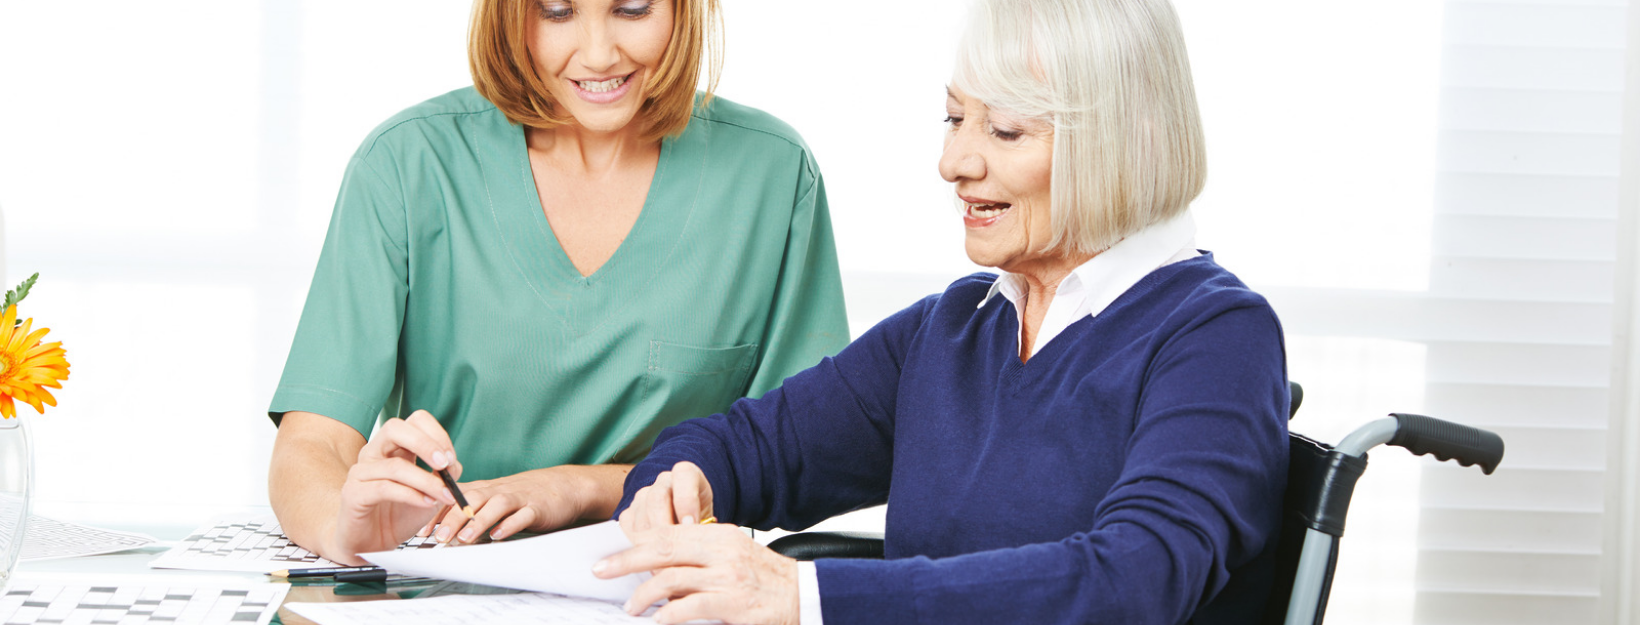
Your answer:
645,339 -> 759,424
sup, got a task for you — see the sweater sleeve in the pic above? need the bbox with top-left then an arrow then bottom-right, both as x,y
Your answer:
814,303 -> 1289,625
616,295 -> 937,530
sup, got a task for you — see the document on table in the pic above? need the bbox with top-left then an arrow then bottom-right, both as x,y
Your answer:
0,514 -> 157,561
0,575 -> 288,625
286,592 -> 656,625
149,514 -> 440,574
360,520 -> 650,603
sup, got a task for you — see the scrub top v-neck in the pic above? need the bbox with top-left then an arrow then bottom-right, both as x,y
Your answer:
270,87 -> 850,481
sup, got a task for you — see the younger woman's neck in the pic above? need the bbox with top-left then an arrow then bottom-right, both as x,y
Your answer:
526,123 -> 656,176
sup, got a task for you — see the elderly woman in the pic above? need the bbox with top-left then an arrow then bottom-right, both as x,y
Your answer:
595,0 -> 1288,623
266,0 -> 848,566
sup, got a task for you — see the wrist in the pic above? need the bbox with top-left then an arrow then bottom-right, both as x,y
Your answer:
557,464 -> 630,522
318,517 -> 351,565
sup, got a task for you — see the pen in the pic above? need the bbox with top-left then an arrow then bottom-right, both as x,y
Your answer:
333,569 -> 428,584
438,466 -> 476,519
269,565 -> 383,579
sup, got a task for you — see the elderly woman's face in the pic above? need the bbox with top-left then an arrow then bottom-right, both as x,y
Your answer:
528,0 -> 674,134
939,87 -> 1057,272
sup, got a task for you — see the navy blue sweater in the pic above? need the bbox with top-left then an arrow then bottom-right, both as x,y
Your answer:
619,254 -> 1289,624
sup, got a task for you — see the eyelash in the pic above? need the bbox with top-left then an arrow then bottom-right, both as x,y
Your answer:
538,1 -> 654,22
944,116 -> 1024,141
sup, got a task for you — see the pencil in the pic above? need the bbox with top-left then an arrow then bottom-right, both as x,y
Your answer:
438,466 -> 476,518
269,565 -> 383,578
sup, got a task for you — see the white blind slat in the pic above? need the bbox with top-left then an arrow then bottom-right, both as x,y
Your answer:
1421,467 -> 1603,512
1439,88 -> 1622,134
1415,594 -> 1597,625
1436,173 -> 1619,218
1418,509 -> 1603,552
1264,288 -> 1611,345
1438,130 -> 1622,176
1426,383 -> 1611,429
1440,46 -> 1625,91
1428,258 -> 1615,302
1432,215 -> 1618,261
1443,3 -> 1627,48
1425,343 -> 1613,386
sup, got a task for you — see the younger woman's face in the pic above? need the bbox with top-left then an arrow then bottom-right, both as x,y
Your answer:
528,0 -> 674,134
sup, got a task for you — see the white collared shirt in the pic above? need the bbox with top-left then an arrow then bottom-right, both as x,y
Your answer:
794,212 -> 1200,625
977,210 -> 1199,357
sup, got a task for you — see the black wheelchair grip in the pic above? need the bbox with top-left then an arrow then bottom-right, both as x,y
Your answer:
1387,413 -> 1504,475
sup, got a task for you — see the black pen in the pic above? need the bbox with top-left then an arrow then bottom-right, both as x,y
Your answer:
438,466 -> 476,519
269,565 -> 383,579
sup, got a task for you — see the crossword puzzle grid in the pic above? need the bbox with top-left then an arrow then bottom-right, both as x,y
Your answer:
151,516 -> 438,573
176,519 -> 438,565
0,581 -> 286,625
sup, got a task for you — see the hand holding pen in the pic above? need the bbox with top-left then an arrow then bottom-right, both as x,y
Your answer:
329,409 -> 466,565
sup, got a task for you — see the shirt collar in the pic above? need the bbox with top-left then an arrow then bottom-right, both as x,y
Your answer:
978,210 -> 1198,317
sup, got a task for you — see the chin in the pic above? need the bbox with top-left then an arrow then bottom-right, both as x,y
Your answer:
566,110 -> 641,133
963,240 -> 1004,269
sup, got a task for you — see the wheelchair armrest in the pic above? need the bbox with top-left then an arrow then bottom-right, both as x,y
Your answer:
767,531 -> 886,561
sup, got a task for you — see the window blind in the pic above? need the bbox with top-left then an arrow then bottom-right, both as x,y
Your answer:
1412,1 -> 1625,622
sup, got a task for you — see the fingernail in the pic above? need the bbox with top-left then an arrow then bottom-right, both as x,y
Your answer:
444,488 -> 457,504
423,495 -> 435,505
622,599 -> 634,613
431,451 -> 448,469
490,530 -> 503,541
417,526 -> 430,537
435,527 -> 453,543
459,528 -> 476,543
680,515 -> 695,525
592,559 -> 608,575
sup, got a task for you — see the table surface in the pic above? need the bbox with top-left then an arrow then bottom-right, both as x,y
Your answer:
12,502 -> 884,624
13,507 -> 436,625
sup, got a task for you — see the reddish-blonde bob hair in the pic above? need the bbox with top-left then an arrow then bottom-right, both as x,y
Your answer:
469,0 -> 722,141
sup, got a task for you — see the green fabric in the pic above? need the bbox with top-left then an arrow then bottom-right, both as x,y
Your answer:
270,87 -> 849,479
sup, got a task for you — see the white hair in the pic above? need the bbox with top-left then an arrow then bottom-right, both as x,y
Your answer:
953,0 -> 1207,255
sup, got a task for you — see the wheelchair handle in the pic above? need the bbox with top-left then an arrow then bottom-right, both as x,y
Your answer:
1386,413 -> 1504,475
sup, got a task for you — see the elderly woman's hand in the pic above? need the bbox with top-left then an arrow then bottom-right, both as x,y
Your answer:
595,523 -> 800,625
619,461 -> 716,534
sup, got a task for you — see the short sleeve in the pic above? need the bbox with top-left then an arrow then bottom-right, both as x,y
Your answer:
744,152 -> 850,398
268,152 -> 410,438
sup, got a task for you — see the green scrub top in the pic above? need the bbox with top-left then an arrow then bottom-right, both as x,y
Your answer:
269,88 -> 849,480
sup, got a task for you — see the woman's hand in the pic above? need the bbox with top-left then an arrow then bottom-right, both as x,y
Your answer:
329,409 -> 460,564
618,461 -> 715,535
595,523 -> 800,625
419,465 -> 615,545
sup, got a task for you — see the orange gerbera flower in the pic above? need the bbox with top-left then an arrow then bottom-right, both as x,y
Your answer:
0,305 -> 69,419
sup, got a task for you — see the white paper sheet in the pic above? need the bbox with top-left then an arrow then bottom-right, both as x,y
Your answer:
0,575 -> 288,625
0,513 -> 157,561
287,592 -> 653,625
360,521 -> 650,603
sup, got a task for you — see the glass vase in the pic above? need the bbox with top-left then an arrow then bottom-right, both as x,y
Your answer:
0,416 -> 31,594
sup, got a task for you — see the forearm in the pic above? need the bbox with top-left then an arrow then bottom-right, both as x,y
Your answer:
268,411 -> 360,561
812,529 -> 1194,625
556,463 -> 632,522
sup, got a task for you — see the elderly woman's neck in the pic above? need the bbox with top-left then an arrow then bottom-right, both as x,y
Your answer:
1009,251 -> 1098,362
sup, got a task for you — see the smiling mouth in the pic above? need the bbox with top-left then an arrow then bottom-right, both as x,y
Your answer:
965,200 -> 1012,218
574,73 -> 632,93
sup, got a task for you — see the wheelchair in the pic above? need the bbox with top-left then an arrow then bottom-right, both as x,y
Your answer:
767,382 -> 1507,625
